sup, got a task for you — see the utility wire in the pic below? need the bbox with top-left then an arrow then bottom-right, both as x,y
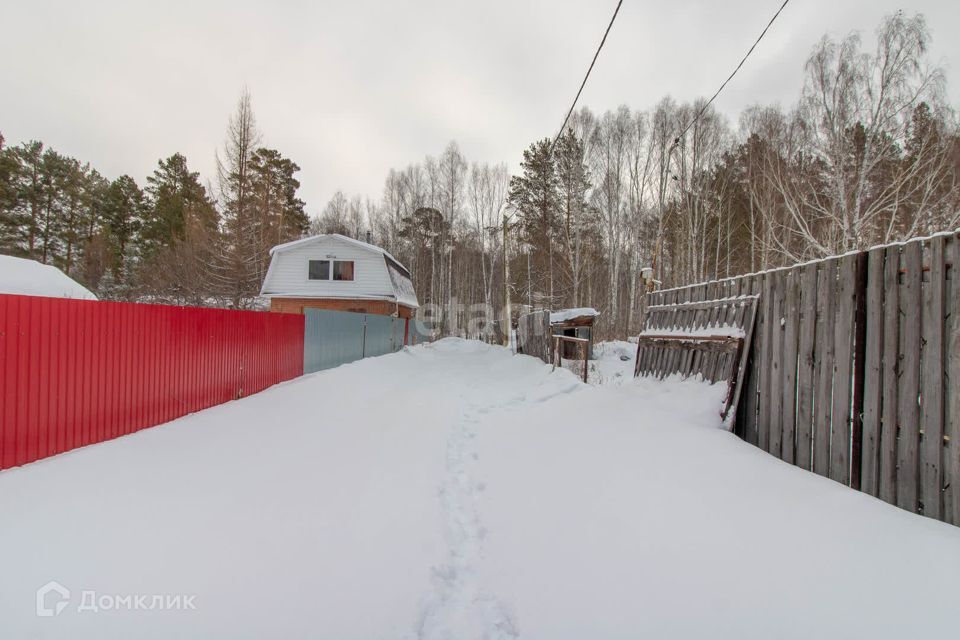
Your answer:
550,0 -> 624,153
671,0 -> 791,151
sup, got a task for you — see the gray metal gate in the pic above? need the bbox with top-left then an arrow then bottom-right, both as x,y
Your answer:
303,309 -> 422,374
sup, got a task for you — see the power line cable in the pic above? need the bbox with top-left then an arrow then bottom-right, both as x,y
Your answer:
550,0 -> 624,153
671,0 -> 791,151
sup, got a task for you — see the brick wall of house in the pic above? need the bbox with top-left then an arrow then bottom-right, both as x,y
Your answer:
269,297 -> 415,319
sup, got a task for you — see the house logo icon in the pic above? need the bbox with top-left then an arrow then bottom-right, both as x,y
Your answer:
36,581 -> 70,617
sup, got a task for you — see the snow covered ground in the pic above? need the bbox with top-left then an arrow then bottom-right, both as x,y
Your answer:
584,340 -> 638,386
1,339 -> 958,639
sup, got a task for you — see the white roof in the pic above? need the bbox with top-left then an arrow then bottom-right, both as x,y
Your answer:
550,307 -> 599,324
261,234 -> 418,308
269,234 -> 409,274
0,254 -> 98,300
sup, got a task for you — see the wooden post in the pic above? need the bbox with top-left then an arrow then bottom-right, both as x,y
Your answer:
581,339 -> 588,383
503,212 -> 511,348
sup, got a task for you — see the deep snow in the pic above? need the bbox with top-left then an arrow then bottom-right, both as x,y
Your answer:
0,254 -> 98,300
0,339 -> 958,639
584,340 -> 638,386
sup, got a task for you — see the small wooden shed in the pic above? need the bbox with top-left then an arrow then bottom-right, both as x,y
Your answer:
550,308 -> 598,359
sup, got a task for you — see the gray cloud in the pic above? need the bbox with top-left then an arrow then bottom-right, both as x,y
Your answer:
2,0 -> 957,213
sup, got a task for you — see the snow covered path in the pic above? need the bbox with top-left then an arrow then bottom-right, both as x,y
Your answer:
1,338 -> 958,639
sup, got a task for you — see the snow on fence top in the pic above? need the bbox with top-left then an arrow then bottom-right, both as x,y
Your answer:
653,228 -> 960,297
638,324 -> 746,339
550,307 -> 598,324
0,254 -> 97,300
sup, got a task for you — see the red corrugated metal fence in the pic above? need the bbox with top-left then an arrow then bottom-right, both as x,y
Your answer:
0,294 -> 304,471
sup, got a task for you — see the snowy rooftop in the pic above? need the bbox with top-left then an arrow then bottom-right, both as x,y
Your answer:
268,233 -> 410,275
550,307 -> 599,324
0,254 -> 97,300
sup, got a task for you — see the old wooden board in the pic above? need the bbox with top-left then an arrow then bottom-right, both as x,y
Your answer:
781,269 -> 800,464
947,235 -> 960,526
739,274 -> 762,445
920,235 -> 945,518
813,259 -> 837,478
768,270 -> 786,457
758,274 -> 775,452
861,247 -> 886,497
879,244 -> 901,504
830,253 -> 857,486
898,240 -> 922,512
796,262 -> 819,471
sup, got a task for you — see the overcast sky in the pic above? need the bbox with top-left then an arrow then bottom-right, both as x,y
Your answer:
2,0 -> 958,214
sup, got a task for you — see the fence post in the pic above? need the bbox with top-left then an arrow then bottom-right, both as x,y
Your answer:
361,314 -> 368,358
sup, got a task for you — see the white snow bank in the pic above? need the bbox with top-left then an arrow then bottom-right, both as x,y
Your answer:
0,254 -> 97,300
585,340 -> 638,386
0,338 -> 957,639
550,307 -> 598,324
476,377 -> 960,639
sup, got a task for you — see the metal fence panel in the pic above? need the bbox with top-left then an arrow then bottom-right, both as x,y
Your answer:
303,309 -> 366,374
0,294 -> 304,472
517,310 -> 551,363
392,318 -> 407,351
407,318 -> 433,345
363,314 -> 395,358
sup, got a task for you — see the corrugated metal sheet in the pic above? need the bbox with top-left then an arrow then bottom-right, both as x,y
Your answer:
392,317 -> 407,350
363,314 -> 395,358
0,294 -> 304,471
407,319 -> 434,345
303,310 -> 427,374
303,309 -> 366,373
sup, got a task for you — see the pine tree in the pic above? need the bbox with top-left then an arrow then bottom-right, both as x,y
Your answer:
508,138 -> 559,307
248,147 -> 308,281
102,175 -> 146,285
11,141 -> 45,257
0,133 -> 25,253
142,153 -> 217,258
554,129 -> 592,306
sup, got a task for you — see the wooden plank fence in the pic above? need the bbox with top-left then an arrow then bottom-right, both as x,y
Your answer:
516,310 -> 551,364
635,296 -> 759,425
645,231 -> 960,527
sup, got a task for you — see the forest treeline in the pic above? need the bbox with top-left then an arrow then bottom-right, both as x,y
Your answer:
313,12 -> 958,338
2,12 -> 957,339
0,91 -> 308,307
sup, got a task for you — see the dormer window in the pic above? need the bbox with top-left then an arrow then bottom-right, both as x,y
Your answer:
332,260 -> 355,281
308,259 -> 354,281
308,260 -> 330,280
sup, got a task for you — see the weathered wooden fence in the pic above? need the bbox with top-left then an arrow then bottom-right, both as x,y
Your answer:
646,231 -> 960,527
516,310 -> 551,363
635,296 -> 759,424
